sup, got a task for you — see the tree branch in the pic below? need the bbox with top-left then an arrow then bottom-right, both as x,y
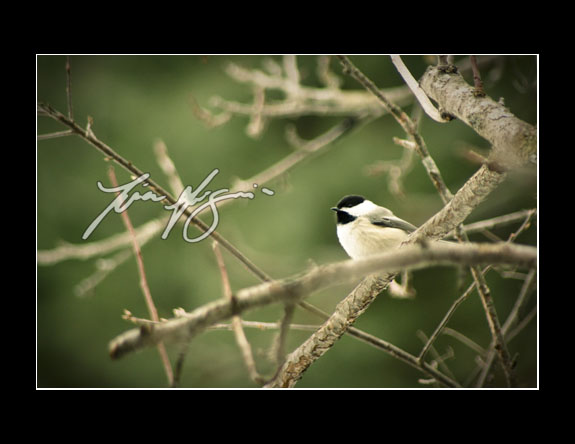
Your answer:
409,164 -> 507,243
108,242 -> 536,363
418,65 -> 537,170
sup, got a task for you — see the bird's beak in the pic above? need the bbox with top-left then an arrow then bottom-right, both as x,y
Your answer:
330,207 -> 339,212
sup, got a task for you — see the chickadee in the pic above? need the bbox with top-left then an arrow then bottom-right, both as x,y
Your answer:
331,195 -> 418,259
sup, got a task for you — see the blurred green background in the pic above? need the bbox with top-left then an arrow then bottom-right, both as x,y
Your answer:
37,55 -> 537,388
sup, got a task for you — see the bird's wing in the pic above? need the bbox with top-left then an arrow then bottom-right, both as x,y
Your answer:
369,212 -> 418,233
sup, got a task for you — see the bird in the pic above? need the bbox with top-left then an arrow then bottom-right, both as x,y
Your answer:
331,195 -> 418,259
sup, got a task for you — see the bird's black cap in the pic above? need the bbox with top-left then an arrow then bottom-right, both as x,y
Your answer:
333,195 -> 365,210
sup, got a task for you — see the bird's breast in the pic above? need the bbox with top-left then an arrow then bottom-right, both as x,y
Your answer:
336,218 -> 409,259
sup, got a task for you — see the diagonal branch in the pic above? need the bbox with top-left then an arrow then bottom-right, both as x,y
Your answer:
418,64 -> 537,170
37,102 -> 270,283
409,164 -> 507,243
107,166 -> 173,386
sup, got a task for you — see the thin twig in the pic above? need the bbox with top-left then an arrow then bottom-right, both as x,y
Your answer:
172,342 -> 191,388
188,94 -> 232,128
437,55 -> 457,73
316,55 -> 341,89
212,241 -> 264,385
231,115 -> 364,192
447,209 -> 537,238
416,330 -> 458,383
153,139 -> 184,195
107,166 -> 173,387
442,328 -> 486,356
475,268 -> 536,387
365,105 -> 421,199
37,217 -> 166,265
505,306 -> 537,343
37,130 -> 74,140
336,55 -> 414,131
507,209 -> 536,243
282,55 -> 301,96
74,249 -> 133,297
390,55 -> 448,123
271,303 -> 295,366
340,320 -> 461,388
246,86 -> 266,138
122,309 -> 165,326
470,261 -> 516,386
470,56 -> 485,97
66,56 -> 73,120
418,266 -> 491,363
502,268 -> 537,335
